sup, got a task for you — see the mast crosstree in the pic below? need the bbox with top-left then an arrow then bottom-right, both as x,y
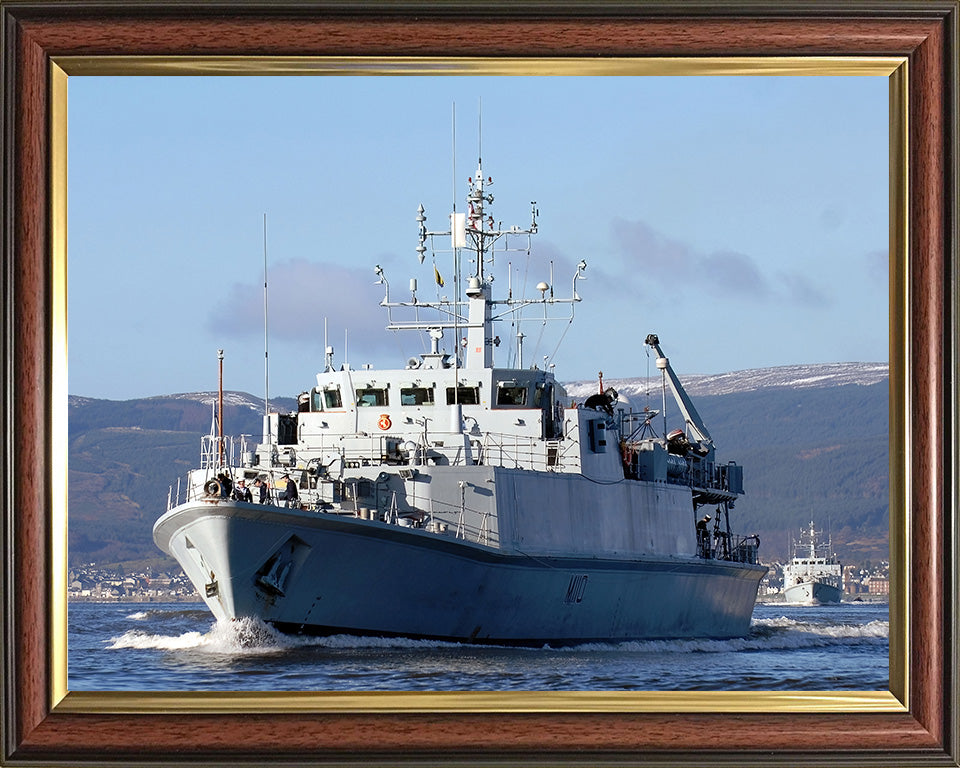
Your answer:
377,159 -> 586,370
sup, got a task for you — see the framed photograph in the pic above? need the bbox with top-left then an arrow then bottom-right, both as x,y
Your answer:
2,2 -> 956,765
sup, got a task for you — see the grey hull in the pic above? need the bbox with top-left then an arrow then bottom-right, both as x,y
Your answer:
155,500 -> 766,644
782,580 -> 842,605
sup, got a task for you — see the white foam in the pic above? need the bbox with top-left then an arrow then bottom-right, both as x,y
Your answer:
108,617 -> 293,654
756,615 -> 889,639
309,634 -> 463,650
556,617 -> 888,654
106,614 -> 888,656
108,630 -> 209,651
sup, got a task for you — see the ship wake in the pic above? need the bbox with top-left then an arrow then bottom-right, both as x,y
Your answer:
108,616 -> 474,654
558,616 -> 888,655
107,615 -> 888,656
108,616 -> 294,654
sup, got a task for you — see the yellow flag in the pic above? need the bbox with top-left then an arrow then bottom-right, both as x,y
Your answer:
434,265 -> 444,287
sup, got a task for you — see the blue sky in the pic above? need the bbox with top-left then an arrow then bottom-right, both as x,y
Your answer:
68,75 -> 888,400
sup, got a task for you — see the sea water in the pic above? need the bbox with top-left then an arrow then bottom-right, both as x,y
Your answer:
67,601 -> 888,692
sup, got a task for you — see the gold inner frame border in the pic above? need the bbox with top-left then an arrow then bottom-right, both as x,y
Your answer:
49,54 -> 909,716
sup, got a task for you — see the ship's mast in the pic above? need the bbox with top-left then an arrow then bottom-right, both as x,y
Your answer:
379,153 -> 586,371
462,158 -> 495,368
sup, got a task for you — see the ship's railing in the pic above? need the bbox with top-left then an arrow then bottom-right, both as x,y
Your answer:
695,529 -> 760,564
339,497 -> 502,547
168,473 -> 501,547
334,490 -> 500,547
198,434 -> 241,471
166,434 -> 261,510
178,427 -> 576,480
166,477 -> 184,511
731,534 -> 761,564
167,474 -> 209,510
477,431 -> 577,471
166,473 -> 221,510
168,477 -> 298,512
168,477 -> 285,510
415,499 -> 500,547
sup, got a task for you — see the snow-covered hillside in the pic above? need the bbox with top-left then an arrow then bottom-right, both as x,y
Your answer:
159,391 -> 270,411
564,362 -> 888,400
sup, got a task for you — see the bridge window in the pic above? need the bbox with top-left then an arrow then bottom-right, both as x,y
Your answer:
496,384 -> 528,407
533,382 -> 548,408
322,387 -> 342,409
356,387 -> 387,407
446,386 -> 480,405
400,386 -> 434,406
277,413 -> 297,445
311,387 -> 343,411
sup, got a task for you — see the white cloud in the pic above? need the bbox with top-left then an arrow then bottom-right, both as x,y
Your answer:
207,258 -> 390,348
606,217 -> 836,307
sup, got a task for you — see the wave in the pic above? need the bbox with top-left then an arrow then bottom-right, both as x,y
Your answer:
107,613 -> 888,656
107,615 -> 463,654
108,617 -> 292,654
753,615 -> 889,639
556,616 -> 889,655
109,630 -> 210,651
123,608 -> 213,623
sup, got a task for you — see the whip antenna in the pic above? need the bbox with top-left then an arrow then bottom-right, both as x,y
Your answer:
478,96 -> 482,165
451,103 -> 460,395
218,349 -> 225,468
263,213 -> 271,447
452,102 -> 456,214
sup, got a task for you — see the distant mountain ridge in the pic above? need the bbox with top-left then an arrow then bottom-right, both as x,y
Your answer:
565,361 -> 889,399
69,390 -> 288,412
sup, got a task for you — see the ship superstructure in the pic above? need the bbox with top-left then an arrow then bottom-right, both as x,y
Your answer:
781,521 -> 843,605
153,157 -> 765,644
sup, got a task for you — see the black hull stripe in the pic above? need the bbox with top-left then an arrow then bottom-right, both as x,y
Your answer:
266,620 -> 750,647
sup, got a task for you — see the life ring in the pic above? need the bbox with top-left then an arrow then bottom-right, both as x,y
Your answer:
203,479 -> 222,497
378,414 -> 392,430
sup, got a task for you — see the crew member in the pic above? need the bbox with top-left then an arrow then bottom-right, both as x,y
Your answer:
280,473 -> 299,508
696,514 -> 712,557
232,479 -> 252,503
217,472 -> 233,499
254,477 -> 269,504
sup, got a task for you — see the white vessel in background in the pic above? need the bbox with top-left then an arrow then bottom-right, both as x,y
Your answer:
153,155 -> 766,644
781,521 -> 842,605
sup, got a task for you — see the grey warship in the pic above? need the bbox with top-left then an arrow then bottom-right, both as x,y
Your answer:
781,521 -> 843,605
153,158 -> 766,644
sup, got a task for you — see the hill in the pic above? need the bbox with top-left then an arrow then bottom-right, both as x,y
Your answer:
68,392 -> 295,568
68,364 -> 888,570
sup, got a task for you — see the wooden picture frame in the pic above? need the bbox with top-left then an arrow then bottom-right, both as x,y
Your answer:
2,2 -> 956,765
